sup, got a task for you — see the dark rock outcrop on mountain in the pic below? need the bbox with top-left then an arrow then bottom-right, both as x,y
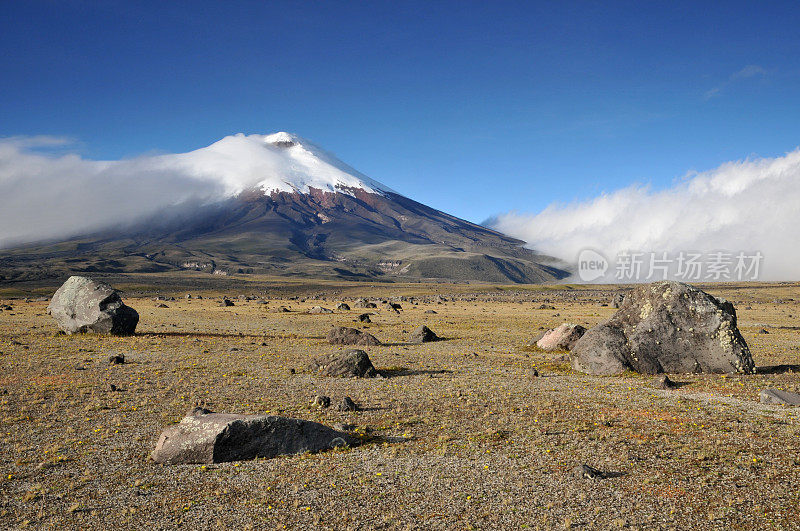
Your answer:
571,281 -> 754,375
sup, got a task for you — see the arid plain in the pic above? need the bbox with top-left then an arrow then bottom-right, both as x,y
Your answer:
2,275 -> 800,530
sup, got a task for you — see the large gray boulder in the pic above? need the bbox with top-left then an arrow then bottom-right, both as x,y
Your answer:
151,408 -> 354,464
536,323 -> 586,351
571,281 -> 754,375
308,349 -> 380,377
47,276 -> 138,335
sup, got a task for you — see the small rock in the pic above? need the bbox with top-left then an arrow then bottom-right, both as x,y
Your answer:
337,396 -> 360,411
654,374 -> 677,390
424,309 -> 437,314
357,313 -> 371,323
336,303 -> 351,311
308,349 -> 380,378
308,306 -> 333,314
327,327 -> 381,346
537,304 -> 556,310
313,395 -> 331,408
572,464 -> 606,480
758,329 -> 769,334
156,303 -> 169,308
536,323 -> 586,351
409,325 -> 439,344
108,354 -> 125,365
760,388 -> 800,406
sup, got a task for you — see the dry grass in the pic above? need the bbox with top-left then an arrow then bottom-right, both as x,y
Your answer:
0,280 -> 799,529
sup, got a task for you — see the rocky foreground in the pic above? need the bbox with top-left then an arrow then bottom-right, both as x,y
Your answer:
1,278 -> 800,529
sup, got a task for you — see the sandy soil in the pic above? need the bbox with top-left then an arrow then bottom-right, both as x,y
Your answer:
1,278 -> 800,529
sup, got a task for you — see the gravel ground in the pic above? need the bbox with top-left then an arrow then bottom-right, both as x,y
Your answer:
1,280 -> 800,529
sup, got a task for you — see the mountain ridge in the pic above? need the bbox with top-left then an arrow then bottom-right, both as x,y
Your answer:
0,132 -> 570,284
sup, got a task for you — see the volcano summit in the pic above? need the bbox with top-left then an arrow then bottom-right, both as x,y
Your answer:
0,133 -> 567,283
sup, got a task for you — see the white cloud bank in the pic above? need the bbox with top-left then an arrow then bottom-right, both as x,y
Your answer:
0,132 -> 388,248
489,149 -> 800,281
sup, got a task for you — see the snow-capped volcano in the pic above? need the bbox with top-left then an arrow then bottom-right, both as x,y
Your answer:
0,132 -> 568,284
165,132 -> 394,198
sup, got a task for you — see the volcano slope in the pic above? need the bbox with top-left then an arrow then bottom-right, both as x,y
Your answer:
2,278 -> 800,529
0,132 -> 567,284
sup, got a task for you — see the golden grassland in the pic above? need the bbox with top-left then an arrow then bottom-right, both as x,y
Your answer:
1,278 -> 799,529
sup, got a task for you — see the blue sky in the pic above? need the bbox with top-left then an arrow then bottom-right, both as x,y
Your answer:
2,1 -> 800,224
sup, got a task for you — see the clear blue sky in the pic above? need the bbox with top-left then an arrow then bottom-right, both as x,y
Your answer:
2,1 -> 799,223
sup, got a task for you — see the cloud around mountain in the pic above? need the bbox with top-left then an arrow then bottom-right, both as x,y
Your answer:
488,148 -> 800,280
0,133 -> 388,248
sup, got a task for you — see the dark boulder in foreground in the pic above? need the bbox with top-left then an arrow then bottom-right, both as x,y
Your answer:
47,276 -> 139,335
151,408 -> 354,464
760,389 -> 800,406
409,325 -> 439,344
571,281 -> 754,375
308,349 -> 380,378
327,326 -> 381,346
536,323 -> 586,351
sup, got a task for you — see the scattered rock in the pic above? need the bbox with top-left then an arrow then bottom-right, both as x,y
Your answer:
354,300 -> 377,309
760,388 -> 800,406
537,304 -> 556,310
357,313 -> 371,323
327,327 -> 381,346
653,374 -> 677,390
47,276 -> 139,335
313,395 -> 331,408
308,306 -> 333,314
108,354 -> 125,365
409,325 -> 439,344
336,303 -> 351,311
337,396 -> 360,411
572,464 -> 606,480
308,349 -> 380,378
151,409 -> 354,464
272,306 -> 290,313
536,323 -> 587,351
571,281 -> 754,375
222,299 -> 235,307
611,291 -> 626,308
424,310 -> 437,314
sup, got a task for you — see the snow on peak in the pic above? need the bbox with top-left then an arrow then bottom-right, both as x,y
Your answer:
162,132 -> 394,198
